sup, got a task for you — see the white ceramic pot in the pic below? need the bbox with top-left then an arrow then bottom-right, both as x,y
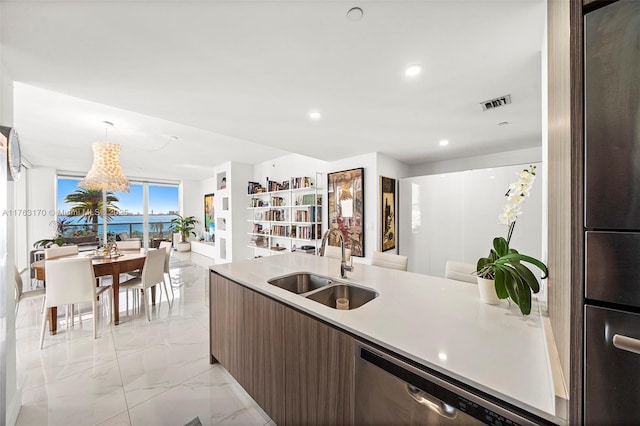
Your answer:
477,277 -> 500,305
176,242 -> 191,252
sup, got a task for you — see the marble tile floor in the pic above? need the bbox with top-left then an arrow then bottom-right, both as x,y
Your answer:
14,251 -> 275,426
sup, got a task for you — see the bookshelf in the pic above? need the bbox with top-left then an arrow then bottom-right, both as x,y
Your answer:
247,176 -> 322,257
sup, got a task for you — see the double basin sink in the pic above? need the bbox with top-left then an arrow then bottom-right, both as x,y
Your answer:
267,272 -> 378,310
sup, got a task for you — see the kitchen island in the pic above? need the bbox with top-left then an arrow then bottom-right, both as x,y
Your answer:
210,253 -> 562,425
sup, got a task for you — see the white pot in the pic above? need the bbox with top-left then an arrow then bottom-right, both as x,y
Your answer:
176,242 -> 191,252
477,277 -> 500,305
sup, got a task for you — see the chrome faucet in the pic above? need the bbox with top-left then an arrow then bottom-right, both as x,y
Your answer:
320,228 -> 354,278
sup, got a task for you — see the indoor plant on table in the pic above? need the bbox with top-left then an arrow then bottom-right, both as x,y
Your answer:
169,214 -> 199,252
476,165 -> 549,315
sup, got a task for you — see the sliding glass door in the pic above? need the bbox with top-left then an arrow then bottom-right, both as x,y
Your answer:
57,176 -> 179,247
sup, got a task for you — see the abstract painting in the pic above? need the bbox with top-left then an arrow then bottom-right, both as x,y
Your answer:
327,167 -> 364,257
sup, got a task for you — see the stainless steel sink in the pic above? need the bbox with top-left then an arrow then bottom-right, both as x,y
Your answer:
305,284 -> 378,310
267,272 -> 333,294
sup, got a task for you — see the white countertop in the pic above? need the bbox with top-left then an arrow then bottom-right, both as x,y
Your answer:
210,253 -> 559,423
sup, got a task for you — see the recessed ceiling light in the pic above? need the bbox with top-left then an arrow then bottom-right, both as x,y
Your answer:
309,111 -> 322,120
438,352 -> 448,361
405,64 -> 422,77
439,139 -> 449,146
346,7 -> 363,21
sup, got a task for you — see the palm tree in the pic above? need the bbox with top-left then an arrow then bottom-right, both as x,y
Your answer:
64,188 -> 120,233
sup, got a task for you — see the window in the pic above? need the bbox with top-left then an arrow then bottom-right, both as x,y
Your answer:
57,176 -> 179,245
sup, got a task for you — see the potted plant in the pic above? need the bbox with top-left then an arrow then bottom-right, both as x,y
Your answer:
476,165 -> 549,315
33,218 -> 72,248
33,235 -> 68,249
169,214 -> 199,252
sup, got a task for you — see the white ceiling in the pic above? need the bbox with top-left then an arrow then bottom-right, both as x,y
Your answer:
1,0 -> 546,181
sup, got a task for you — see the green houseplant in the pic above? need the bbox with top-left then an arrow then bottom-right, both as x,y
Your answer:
169,214 -> 199,251
476,165 -> 549,315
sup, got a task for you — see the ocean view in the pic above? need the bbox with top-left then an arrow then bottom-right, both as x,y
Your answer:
61,214 -> 179,237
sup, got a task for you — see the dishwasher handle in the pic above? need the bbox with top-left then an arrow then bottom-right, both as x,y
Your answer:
613,334 -> 640,355
406,384 -> 458,420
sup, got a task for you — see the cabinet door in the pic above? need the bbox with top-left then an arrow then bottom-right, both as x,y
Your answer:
284,308 -> 354,425
210,272 -> 232,365
241,288 -> 285,422
585,305 -> 640,424
209,273 -> 285,422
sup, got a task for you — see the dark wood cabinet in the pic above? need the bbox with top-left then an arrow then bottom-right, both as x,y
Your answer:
210,271 -> 355,425
210,272 -> 285,422
284,308 -> 354,425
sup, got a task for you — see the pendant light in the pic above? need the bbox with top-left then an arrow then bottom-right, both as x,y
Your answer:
79,121 -> 130,192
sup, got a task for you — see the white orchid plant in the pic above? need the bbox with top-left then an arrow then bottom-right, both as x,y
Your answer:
476,165 -> 549,315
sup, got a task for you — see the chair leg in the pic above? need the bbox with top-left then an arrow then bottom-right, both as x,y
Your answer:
40,297 -> 45,314
92,300 -> 97,339
15,301 -> 19,318
40,307 -> 48,349
162,279 -> 172,307
165,273 -> 175,302
110,287 -> 115,324
146,290 -> 151,321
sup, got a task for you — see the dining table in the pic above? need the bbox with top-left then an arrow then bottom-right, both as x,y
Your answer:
31,250 -> 150,334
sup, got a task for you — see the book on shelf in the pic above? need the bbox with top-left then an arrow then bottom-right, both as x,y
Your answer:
248,181 -> 264,194
291,176 -> 314,189
293,206 -> 321,223
250,197 -> 267,207
265,178 -> 290,192
271,224 -> 290,237
248,235 -> 268,248
271,196 -> 285,206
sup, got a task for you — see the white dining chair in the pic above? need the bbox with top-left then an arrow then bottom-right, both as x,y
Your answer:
323,245 -> 352,261
44,245 -> 82,321
40,257 -> 113,349
371,251 -> 409,271
117,240 -> 141,250
444,260 -> 478,284
44,244 -> 79,259
120,248 -> 166,321
14,265 -> 46,317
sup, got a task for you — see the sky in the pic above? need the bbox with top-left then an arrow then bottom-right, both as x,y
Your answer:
57,178 -> 179,215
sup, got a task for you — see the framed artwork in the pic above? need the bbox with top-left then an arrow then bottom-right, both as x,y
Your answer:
204,193 -> 215,242
327,167 -> 364,257
380,176 -> 396,251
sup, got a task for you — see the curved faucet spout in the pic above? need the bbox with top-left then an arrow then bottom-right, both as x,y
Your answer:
320,229 -> 354,278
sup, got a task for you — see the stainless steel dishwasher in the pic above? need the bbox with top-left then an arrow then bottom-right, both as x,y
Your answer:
354,341 -> 544,425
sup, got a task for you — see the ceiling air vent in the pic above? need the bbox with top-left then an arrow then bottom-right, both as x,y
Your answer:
480,94 -> 512,111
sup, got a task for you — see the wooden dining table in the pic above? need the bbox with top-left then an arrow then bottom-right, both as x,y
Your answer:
31,250 -> 149,334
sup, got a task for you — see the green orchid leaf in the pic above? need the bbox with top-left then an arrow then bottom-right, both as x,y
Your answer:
502,267 -> 520,305
516,276 -> 532,315
493,237 -> 509,257
496,253 -> 549,279
512,262 -> 540,293
493,268 -> 509,299
477,257 -> 490,273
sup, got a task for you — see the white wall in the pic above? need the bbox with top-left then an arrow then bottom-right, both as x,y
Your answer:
409,146 -> 542,177
252,153 -> 329,184
182,178 -> 205,238
1,30 -> 21,423
26,166 -> 57,249
376,153 -> 411,254
399,163 -> 543,287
